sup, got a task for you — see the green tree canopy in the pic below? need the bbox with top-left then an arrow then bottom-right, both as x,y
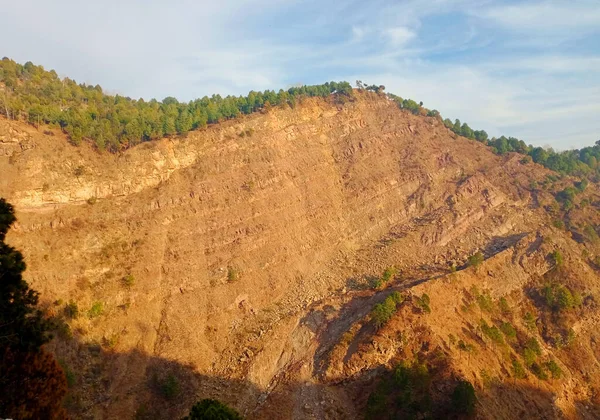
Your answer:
451,380 -> 477,415
183,399 -> 242,420
0,58 -> 352,151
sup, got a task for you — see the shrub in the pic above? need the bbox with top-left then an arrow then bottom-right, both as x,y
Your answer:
511,358 -> 527,379
415,294 -> 431,313
575,179 -> 588,192
88,302 -> 104,319
371,303 -> 394,329
391,361 -> 432,414
381,267 -> 397,283
522,348 -> 537,367
551,333 -> 565,349
451,380 -> 477,415
366,389 -> 387,417
550,250 -> 563,267
525,337 -> 542,356
476,293 -> 493,313
567,328 -> 576,346
64,300 -> 79,319
498,297 -> 511,315
530,363 -> 548,380
523,312 -> 537,331
541,283 -> 580,312
556,186 -> 578,206
468,251 -> 484,268
122,274 -> 135,288
59,360 -> 76,388
582,248 -> 590,259
552,219 -> 564,230
371,278 -> 383,289
371,293 -> 404,328
545,360 -> 562,379
373,267 -> 398,289
584,225 -> 599,243
160,374 -> 180,400
500,322 -> 516,340
522,337 -> 542,367
480,320 -> 504,345
227,266 -> 238,282
562,200 -> 574,211
53,318 -> 73,340
184,399 -> 242,420
242,180 -> 256,192
457,340 -> 473,353
389,291 -> 405,305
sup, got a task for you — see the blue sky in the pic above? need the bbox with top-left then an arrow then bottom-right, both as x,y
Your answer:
1,0 -> 599,149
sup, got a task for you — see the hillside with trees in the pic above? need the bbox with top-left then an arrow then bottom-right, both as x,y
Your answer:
1,57 -> 598,179
0,58 -> 352,152
385,91 -> 600,179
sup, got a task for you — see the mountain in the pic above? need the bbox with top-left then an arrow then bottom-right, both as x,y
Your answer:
2,81 -> 600,419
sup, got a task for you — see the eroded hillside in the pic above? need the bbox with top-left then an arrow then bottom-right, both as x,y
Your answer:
1,91 -> 600,419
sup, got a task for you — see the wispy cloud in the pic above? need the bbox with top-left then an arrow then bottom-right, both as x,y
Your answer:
351,26 -> 368,42
385,27 -> 416,47
485,56 -> 600,74
480,1 -> 600,31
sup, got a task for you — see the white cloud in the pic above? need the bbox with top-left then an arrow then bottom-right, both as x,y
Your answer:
347,56 -> 600,150
384,27 -> 416,47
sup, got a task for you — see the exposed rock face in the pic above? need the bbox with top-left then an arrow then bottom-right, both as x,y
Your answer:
1,92 -> 598,419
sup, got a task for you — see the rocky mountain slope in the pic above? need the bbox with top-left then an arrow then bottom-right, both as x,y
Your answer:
1,91 -> 599,419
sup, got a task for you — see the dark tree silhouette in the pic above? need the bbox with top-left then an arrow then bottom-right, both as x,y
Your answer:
0,198 -> 67,419
451,380 -> 477,416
